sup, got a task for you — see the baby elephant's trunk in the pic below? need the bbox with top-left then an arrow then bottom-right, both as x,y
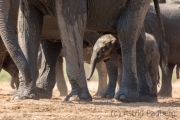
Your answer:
87,53 -> 98,80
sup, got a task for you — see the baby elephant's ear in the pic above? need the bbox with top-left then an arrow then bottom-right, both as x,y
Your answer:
111,40 -> 116,44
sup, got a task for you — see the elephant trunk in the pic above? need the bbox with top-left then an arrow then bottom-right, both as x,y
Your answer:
0,0 -> 32,85
87,52 -> 98,80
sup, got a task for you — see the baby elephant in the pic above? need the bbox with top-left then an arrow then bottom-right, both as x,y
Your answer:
88,33 -> 160,98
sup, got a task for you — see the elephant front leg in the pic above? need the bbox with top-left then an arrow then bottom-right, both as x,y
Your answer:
101,59 -> 118,99
115,0 -> 151,102
94,61 -> 107,96
158,63 -> 175,97
56,56 -> 68,96
55,0 -> 92,102
12,2 -> 43,99
36,40 -> 62,99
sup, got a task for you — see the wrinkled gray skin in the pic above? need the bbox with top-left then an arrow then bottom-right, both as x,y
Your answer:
144,1 -> 180,97
36,32 -> 113,98
5,0 -> 111,98
1,0 -> 165,102
89,33 -> 160,98
38,45 -> 108,96
0,38 -> 19,89
0,1 -> 32,100
57,47 -> 108,96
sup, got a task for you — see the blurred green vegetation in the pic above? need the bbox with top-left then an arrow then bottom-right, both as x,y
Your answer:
0,70 -> 11,81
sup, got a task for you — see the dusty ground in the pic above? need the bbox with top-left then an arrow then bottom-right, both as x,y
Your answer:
0,81 -> 180,120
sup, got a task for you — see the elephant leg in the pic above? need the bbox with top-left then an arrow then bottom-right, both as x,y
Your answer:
56,56 -> 68,96
13,2 -> 43,99
55,1 -> 92,102
116,60 -> 122,92
37,48 -> 42,69
101,59 -> 118,99
158,63 -> 175,97
115,0 -> 152,102
36,40 -> 61,99
94,61 -> 107,96
145,37 -> 160,99
2,54 -> 19,89
136,28 -> 157,102
0,0 -> 32,95
0,39 -> 8,70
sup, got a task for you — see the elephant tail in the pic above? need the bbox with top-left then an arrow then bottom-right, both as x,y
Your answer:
153,0 -> 169,76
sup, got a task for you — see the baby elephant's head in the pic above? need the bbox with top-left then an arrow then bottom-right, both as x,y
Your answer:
87,34 -> 120,80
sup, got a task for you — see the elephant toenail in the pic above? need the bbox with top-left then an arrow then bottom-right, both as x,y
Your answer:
120,95 -> 125,99
30,94 -> 35,98
13,96 -> 19,100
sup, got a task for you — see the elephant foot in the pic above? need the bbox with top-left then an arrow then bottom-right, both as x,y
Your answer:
8,90 -> 18,96
59,90 -> 68,96
64,87 -> 92,102
94,90 -> 104,96
138,92 -> 157,102
60,92 -> 68,96
158,89 -> 172,97
101,88 -> 115,99
114,88 -> 139,103
12,87 -> 38,100
36,87 -> 52,99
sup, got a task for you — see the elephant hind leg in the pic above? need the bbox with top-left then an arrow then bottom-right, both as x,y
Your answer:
158,63 -> 175,97
36,40 -> 62,99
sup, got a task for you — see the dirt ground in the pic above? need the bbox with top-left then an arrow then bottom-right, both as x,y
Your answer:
0,81 -> 180,120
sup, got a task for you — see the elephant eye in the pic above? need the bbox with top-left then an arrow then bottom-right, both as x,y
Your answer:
102,48 -> 106,52
99,49 -> 103,54
106,43 -> 110,47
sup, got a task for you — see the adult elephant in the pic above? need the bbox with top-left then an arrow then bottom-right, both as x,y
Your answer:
1,0 -> 114,99
144,1 -> 180,97
90,1 -> 180,98
0,0 -> 166,102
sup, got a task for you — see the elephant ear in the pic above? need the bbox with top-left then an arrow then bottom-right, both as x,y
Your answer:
144,5 -> 159,35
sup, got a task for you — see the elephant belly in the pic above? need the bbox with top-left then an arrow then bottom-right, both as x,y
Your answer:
86,0 -> 128,31
41,16 -> 61,41
32,0 -> 56,16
